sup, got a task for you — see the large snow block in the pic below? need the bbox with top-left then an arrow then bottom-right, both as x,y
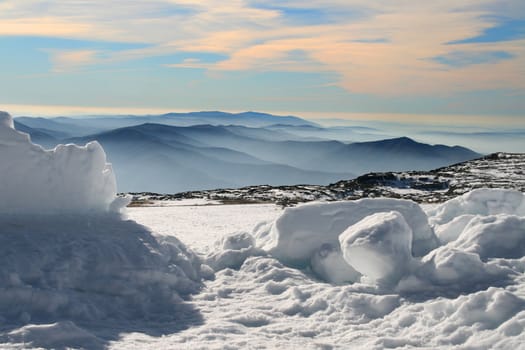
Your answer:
0,111 -> 202,323
339,211 -> 413,285
0,111 -> 128,214
259,198 -> 438,267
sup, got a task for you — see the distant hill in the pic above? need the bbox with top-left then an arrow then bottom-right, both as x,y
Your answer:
14,113 -> 482,193
65,123 -> 350,193
15,111 -> 318,138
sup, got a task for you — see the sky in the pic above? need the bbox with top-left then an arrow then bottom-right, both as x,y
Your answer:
1,0 -> 524,127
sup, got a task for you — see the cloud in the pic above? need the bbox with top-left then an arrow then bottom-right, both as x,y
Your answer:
49,50 -> 100,72
430,50 -> 515,68
0,17 -> 96,38
449,18 -> 525,44
0,0 -> 524,96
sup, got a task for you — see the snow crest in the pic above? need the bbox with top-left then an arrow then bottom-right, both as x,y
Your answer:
0,111 -> 128,214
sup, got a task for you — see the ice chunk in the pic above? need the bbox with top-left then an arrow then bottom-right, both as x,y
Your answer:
0,111 -> 128,214
339,211 -> 413,285
259,198 -> 438,267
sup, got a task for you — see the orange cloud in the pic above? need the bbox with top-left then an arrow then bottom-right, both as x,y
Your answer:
0,17 -> 94,38
0,1 -> 523,96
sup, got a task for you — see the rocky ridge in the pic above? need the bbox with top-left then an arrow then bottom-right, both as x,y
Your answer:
128,152 -> 525,206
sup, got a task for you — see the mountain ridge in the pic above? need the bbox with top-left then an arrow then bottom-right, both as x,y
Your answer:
14,117 -> 482,193
129,153 -> 525,206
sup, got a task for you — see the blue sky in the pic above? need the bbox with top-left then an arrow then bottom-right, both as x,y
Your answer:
0,0 -> 524,126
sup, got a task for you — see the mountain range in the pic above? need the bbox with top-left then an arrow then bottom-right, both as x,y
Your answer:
14,111 -> 481,193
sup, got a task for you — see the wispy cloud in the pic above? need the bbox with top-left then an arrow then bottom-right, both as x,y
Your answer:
49,50 -> 100,72
0,0 -> 524,99
449,18 -> 525,44
430,50 -> 515,68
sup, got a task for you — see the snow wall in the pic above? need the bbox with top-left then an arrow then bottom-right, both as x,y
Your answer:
0,111 -> 127,214
0,112 -> 204,323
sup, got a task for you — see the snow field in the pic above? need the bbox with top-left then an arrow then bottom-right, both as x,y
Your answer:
1,110 -> 525,349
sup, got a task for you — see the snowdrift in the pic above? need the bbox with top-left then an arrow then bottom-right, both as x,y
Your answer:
256,198 -> 439,267
0,111 -> 204,325
247,188 -> 525,295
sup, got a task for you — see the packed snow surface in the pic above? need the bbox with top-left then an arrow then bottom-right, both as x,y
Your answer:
1,110 -> 525,349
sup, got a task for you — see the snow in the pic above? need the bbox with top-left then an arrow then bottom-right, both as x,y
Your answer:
256,198 -> 438,268
0,112 -> 204,344
126,202 -> 281,254
450,214 -> 525,261
428,188 -> 525,226
310,243 -> 361,284
339,211 -> 413,286
1,110 -> 525,349
0,111 -> 128,214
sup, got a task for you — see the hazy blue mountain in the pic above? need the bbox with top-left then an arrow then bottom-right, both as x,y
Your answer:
13,121 -> 59,148
311,137 -> 481,174
416,130 -> 525,154
67,124 -> 350,193
15,117 -> 102,137
15,111 -> 318,137
266,124 -> 392,142
13,114 -> 482,193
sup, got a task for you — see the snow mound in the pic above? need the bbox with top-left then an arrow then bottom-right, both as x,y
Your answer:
0,210 -> 203,324
0,111 -> 128,214
206,231 -> 266,271
428,188 -> 525,226
450,214 -> 525,261
397,246 -> 513,295
257,198 -> 438,267
254,187 -> 525,294
0,111 -> 204,324
340,211 -> 413,286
